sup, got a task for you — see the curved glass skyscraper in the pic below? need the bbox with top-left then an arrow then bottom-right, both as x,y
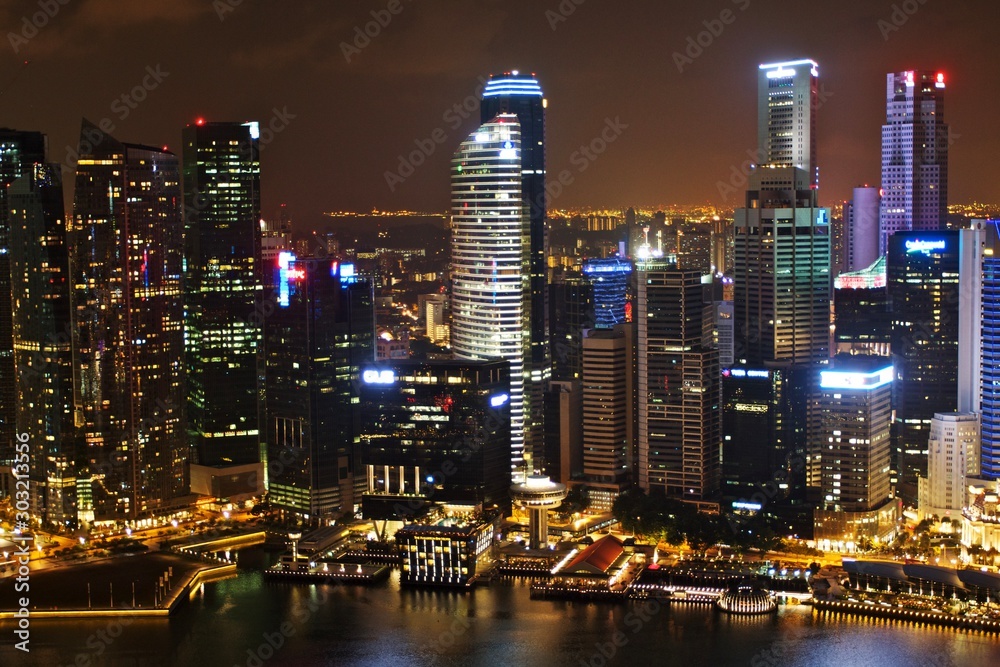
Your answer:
451,114 -> 530,472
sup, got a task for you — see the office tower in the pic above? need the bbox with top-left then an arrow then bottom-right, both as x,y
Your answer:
879,70 -> 948,254
733,165 -> 832,364
832,210 -> 847,277
549,275 -> 594,382
834,256 -> 891,356
676,225 -> 713,274
722,368 -> 786,501
957,224 -> 995,416
261,204 -> 292,274
582,257 -> 631,330
71,121 -> 186,520
715,301 -> 735,367
918,412 -> 979,521
481,71 -> 548,458
580,326 -> 633,510
263,253 -> 373,522
757,60 -> 819,187
358,359 -> 511,518
450,114 -> 531,472
422,293 -> 449,345
8,163 -> 75,525
981,227 -> 1000,480
711,217 -> 734,276
637,258 -> 720,502
888,230 -> 960,499
0,129 -> 46,468
845,186 -> 880,272
542,380 -> 582,484
182,120 -> 262,469
812,356 -> 897,546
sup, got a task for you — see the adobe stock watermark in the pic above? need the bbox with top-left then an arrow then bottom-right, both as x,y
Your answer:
542,116 -> 629,212
340,0 -> 412,63
545,0 -> 588,31
12,431 -> 32,653
579,599 -> 661,667
673,0 -> 751,73
8,0 -> 73,54
383,76 -> 490,192
878,0 -> 931,41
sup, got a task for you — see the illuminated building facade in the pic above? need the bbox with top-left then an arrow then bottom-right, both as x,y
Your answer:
982,246 -> 1000,480
481,72 -> 548,463
71,121 -> 187,521
812,356 -> 897,544
8,163 -> 76,525
637,258 -> 721,501
450,114 -> 531,472
182,120 -> 262,468
263,253 -> 374,522
0,129 -> 45,470
549,275 -> 593,383
722,368 -> 787,500
757,60 -> 819,187
357,359 -> 511,518
888,231 -> 960,500
397,508 -> 501,587
918,412 -> 979,521
582,257 -> 632,330
879,70 -> 948,254
834,256 -> 890,356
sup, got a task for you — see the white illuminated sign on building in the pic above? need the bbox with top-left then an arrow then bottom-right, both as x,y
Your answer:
362,369 -> 396,384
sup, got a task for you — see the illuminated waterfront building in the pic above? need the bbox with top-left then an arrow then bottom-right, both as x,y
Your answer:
0,129 -> 45,471
71,121 -> 187,521
357,359 -> 511,519
263,253 -> 374,522
396,507 -> 501,587
450,114 -> 531,472
182,120 -> 262,469
481,73 -> 549,455
812,356 -> 898,546
8,163 -> 75,525
879,70 -> 949,254
888,231 -> 960,500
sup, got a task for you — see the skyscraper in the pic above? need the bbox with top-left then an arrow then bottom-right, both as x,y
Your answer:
582,257 -> 632,329
757,60 -> 819,187
637,258 -> 720,502
812,356 -> 896,546
733,166 -> 832,364
71,121 -> 186,521
481,72 -> 548,457
182,120 -> 262,469
887,230 -> 960,500
845,186 -> 880,273
450,114 -> 531,472
263,253 -> 374,522
0,129 -> 46,469
735,59 -> 831,365
879,70 -> 949,254
980,228 -> 1000,480
919,412 -> 980,521
8,163 -> 75,525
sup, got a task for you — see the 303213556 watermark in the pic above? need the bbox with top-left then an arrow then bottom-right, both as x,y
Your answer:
12,431 -> 32,652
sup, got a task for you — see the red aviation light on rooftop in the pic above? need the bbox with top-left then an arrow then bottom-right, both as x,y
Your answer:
936,72 -> 946,88
195,117 -> 205,126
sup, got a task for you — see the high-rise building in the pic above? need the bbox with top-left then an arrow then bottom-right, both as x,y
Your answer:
918,412 -> 980,522
0,129 -> 46,469
845,186 -> 880,273
879,70 -> 949,254
71,121 -> 187,521
8,163 -> 76,525
548,274 -> 594,382
263,253 -> 374,522
757,60 -> 819,188
834,256 -> 891,357
542,380 -> 582,484
812,356 -> 897,546
733,165 -> 832,364
715,301 -> 735,367
582,257 -> 631,330
450,114 -> 531,472
888,230 -> 960,500
980,226 -> 1000,480
358,359 -> 511,518
580,326 -> 634,510
676,226 -> 713,274
481,72 -> 548,459
182,120 -> 262,469
637,258 -> 720,503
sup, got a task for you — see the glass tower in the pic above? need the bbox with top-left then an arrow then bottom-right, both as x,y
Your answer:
182,121 -> 262,468
583,257 -> 632,330
757,60 -> 819,188
879,71 -> 948,254
450,114 -> 530,473
982,254 -> 1000,479
71,121 -> 186,520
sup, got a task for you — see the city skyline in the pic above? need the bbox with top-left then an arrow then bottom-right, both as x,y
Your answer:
2,1 -> 999,226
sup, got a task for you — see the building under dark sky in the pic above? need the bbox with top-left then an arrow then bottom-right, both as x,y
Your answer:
1,1 -> 997,222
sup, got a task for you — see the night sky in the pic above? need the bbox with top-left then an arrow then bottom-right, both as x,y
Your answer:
2,0 -> 997,228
